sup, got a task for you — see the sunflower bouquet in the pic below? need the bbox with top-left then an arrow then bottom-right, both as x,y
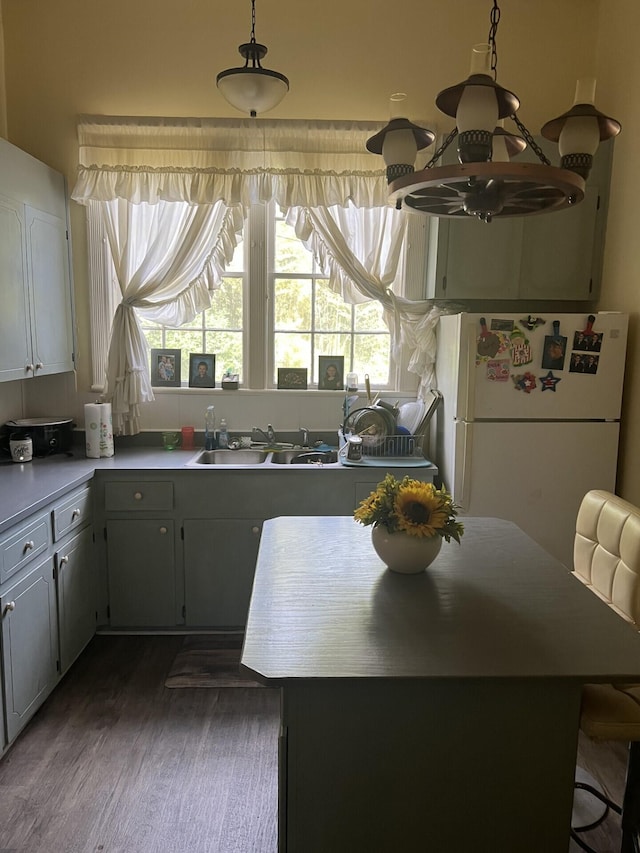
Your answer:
354,474 -> 464,543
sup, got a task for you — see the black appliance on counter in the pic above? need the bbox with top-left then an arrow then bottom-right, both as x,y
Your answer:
1,417 -> 75,458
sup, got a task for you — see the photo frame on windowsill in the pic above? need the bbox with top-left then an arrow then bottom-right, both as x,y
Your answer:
188,353 -> 216,388
277,368 -> 308,390
318,355 -> 344,390
150,349 -> 181,387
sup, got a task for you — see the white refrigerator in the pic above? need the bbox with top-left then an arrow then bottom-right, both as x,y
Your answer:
434,311 -> 628,568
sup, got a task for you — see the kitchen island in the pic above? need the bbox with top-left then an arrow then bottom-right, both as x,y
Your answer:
242,515 -> 640,853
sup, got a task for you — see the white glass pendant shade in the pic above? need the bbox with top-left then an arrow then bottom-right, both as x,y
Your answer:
382,93 -> 417,168
558,78 -> 600,156
217,67 -> 289,116
456,45 -> 499,133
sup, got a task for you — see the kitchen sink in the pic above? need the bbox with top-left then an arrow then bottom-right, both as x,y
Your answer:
187,449 -> 269,466
270,449 -> 339,465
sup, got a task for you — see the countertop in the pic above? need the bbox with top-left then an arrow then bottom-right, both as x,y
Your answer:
242,515 -> 640,684
0,447 -> 437,535
0,448 -> 199,534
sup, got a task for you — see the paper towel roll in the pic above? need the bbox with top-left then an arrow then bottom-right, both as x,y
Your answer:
99,403 -> 114,457
84,403 -> 101,458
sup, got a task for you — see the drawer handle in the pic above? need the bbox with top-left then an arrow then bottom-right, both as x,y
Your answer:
25,363 -> 34,372
71,509 -> 81,520
35,362 -> 44,370
4,601 -> 16,614
23,540 -> 35,553
134,492 -> 143,501
159,526 -> 168,535
59,556 -> 69,567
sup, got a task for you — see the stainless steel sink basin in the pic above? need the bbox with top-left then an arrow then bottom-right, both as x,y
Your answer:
270,449 -> 338,465
187,449 -> 269,466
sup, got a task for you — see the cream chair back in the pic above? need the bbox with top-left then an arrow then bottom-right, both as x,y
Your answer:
573,489 -> 640,629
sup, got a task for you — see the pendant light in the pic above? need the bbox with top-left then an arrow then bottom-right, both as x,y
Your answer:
366,1 -> 621,222
216,0 -> 289,118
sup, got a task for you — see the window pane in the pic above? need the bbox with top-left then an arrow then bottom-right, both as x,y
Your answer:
274,333 -> 311,379
354,334 -> 391,385
274,279 -> 312,330
315,284 -> 351,332
205,331 -> 243,382
354,300 -> 387,332
275,219 -> 313,274
205,277 -> 243,329
145,330 -> 163,350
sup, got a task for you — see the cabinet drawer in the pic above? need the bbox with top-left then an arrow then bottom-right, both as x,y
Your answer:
104,481 -> 174,512
0,512 -> 50,584
52,486 -> 92,542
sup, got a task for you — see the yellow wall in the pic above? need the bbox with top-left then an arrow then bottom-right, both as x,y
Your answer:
5,0 -> 638,500
594,0 -> 640,505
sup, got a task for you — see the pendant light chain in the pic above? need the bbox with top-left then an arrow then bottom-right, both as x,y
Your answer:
487,1 -> 500,81
250,0 -> 257,45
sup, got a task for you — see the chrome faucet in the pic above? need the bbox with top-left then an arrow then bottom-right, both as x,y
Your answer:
300,427 -> 310,447
253,424 -> 277,445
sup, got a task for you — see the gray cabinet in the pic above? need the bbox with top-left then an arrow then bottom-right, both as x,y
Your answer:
55,526 -> 95,674
102,480 -> 178,628
1,553 -> 58,744
0,481 -> 95,746
426,138 -> 613,301
183,519 -> 262,628
0,139 -> 74,382
106,519 -> 177,628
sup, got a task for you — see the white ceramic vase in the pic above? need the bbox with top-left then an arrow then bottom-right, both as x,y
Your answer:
371,525 -> 443,574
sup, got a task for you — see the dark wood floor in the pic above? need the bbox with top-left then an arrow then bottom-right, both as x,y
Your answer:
0,634 -> 630,852
0,635 -> 279,853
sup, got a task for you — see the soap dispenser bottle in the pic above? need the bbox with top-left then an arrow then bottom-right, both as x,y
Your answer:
205,405 -> 216,450
218,418 -> 229,449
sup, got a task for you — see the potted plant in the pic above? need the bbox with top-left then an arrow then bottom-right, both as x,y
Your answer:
354,474 -> 464,573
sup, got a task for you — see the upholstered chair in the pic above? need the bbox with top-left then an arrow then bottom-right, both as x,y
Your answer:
571,489 -> 640,853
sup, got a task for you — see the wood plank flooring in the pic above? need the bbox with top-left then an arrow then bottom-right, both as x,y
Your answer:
0,634 -> 630,852
0,636 -> 279,853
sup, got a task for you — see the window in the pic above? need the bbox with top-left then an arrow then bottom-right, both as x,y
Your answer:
133,203 -> 391,388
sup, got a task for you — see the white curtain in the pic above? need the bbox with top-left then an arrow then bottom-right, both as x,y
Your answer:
71,116 -> 442,432
287,204 -> 441,395
98,197 -> 242,434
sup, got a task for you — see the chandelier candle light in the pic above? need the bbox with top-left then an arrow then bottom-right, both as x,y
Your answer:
216,0 -> 289,117
354,474 -> 464,574
366,0 -> 621,222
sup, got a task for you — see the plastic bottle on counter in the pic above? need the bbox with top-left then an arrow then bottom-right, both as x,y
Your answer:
218,418 -> 229,449
205,406 -> 216,450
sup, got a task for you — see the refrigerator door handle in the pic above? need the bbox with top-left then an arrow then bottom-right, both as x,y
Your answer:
455,422 -> 473,511
459,325 -> 478,421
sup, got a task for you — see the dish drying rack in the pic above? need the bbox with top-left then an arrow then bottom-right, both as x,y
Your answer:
340,389 -> 442,459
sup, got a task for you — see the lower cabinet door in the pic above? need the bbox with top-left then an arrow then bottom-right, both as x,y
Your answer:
1,555 -> 58,743
106,519 -> 176,628
183,519 -> 262,628
56,526 -> 96,673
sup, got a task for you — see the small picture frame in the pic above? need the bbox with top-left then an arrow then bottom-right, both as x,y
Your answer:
189,353 -> 216,388
277,367 -> 308,390
318,356 -> 344,390
150,349 -> 181,387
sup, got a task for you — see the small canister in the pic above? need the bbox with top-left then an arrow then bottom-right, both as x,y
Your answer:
10,432 -> 33,463
347,434 -> 363,461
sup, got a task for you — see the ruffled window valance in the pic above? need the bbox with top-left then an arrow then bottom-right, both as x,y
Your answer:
71,116 -> 390,209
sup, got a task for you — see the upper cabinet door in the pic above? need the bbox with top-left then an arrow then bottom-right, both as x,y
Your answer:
25,205 -> 74,376
0,195 -> 31,381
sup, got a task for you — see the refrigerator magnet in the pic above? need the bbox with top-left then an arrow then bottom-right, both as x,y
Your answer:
510,328 -> 532,366
541,321 -> 567,370
519,315 -> 546,331
539,371 -> 562,392
573,315 -> 603,353
486,360 -> 510,382
476,318 -> 510,364
512,372 -> 537,393
570,353 -> 599,374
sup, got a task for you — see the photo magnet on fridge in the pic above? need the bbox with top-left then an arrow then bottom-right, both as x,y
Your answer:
541,320 -> 567,371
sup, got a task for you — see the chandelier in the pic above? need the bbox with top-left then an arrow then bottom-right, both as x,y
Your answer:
216,0 -> 289,118
366,1 -> 621,222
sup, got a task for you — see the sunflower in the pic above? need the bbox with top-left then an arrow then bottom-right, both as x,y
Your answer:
394,482 -> 449,538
